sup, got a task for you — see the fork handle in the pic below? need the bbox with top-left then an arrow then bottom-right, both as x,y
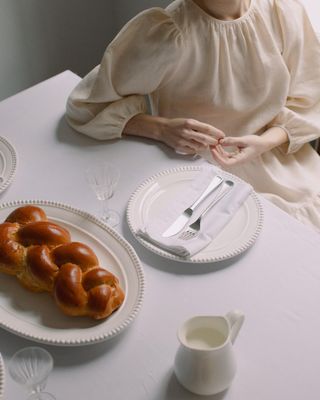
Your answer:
199,180 -> 234,219
190,175 -> 223,211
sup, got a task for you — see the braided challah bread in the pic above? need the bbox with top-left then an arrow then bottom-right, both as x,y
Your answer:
0,205 -> 125,320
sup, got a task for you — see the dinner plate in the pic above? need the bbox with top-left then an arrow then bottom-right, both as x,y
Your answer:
0,200 -> 145,346
127,166 -> 263,263
0,353 -> 4,399
0,136 -> 17,193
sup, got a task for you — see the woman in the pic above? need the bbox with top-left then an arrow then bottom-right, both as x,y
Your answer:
66,0 -> 320,230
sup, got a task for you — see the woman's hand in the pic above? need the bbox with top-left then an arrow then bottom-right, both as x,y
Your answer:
211,135 -> 269,166
124,114 -> 225,154
158,118 -> 225,154
211,127 -> 288,167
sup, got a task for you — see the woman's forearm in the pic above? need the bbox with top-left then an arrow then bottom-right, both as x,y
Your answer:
261,126 -> 289,151
123,113 -> 165,141
123,113 -> 224,154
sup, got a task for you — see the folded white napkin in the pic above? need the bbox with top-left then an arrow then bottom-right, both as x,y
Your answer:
137,167 -> 252,258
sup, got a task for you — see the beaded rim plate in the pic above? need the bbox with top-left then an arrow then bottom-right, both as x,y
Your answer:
0,200 -> 145,346
127,166 -> 264,263
0,136 -> 17,193
0,353 -> 4,399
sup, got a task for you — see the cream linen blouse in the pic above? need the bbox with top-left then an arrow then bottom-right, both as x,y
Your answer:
66,0 -> 320,230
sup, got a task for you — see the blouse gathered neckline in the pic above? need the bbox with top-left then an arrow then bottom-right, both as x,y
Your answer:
186,0 -> 256,25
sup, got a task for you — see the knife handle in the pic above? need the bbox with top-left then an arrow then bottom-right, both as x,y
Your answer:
199,180 -> 234,219
190,175 -> 223,212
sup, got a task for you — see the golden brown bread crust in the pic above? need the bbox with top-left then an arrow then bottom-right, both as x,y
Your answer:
0,205 -> 125,320
54,263 -> 125,319
18,221 -> 71,247
0,222 -> 25,275
5,205 -> 47,225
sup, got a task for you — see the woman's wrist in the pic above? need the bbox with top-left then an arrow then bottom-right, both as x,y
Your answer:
123,113 -> 167,141
261,126 -> 289,151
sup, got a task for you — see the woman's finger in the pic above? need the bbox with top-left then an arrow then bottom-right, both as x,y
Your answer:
211,146 -> 245,166
215,144 -> 238,157
211,147 -> 231,165
177,145 -> 197,155
186,130 -> 219,146
184,119 -> 225,140
176,138 -> 201,154
189,139 -> 208,150
220,136 -> 247,147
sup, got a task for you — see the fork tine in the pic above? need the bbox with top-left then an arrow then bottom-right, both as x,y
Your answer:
179,228 -> 198,240
178,180 -> 234,241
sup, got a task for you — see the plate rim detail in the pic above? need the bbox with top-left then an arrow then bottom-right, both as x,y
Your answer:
126,165 -> 264,263
0,353 -> 4,399
0,199 -> 145,346
0,136 -> 18,193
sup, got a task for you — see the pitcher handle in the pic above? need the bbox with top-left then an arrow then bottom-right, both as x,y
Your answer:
226,310 -> 245,344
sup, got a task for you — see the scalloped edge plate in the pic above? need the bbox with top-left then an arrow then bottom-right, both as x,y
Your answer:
127,166 -> 263,263
0,136 -> 17,193
0,353 -> 4,399
0,200 -> 145,346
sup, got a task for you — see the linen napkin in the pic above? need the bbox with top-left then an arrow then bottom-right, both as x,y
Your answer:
137,167 -> 252,258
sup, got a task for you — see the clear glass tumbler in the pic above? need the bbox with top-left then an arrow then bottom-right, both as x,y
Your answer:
8,347 -> 56,400
85,161 -> 120,227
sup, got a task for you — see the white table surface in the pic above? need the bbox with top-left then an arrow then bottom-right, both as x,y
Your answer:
0,70 -> 320,400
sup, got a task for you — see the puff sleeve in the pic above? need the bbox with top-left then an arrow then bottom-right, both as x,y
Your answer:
268,0 -> 320,153
65,8 -> 183,140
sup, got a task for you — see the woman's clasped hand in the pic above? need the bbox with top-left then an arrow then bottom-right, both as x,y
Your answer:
159,118 -> 225,155
211,127 -> 288,166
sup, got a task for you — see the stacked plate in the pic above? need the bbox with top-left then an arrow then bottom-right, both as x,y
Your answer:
0,353 -> 4,399
0,136 -> 17,193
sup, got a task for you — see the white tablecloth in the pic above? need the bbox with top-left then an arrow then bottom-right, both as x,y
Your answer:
0,71 -> 320,400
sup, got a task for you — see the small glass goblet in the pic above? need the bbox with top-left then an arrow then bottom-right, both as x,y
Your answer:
8,347 -> 56,400
85,161 -> 120,227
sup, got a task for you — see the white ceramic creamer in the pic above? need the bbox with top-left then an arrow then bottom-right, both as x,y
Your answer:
174,310 -> 245,396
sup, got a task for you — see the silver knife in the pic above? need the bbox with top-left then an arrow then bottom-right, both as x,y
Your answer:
162,175 -> 224,237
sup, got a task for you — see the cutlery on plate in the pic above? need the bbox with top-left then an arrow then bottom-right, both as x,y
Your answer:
179,180 -> 234,240
162,175 -> 224,237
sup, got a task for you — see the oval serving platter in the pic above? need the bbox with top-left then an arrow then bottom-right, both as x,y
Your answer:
0,200 -> 145,346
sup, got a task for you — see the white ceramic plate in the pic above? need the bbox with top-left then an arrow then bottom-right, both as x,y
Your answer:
0,200 -> 144,346
127,166 -> 263,263
0,353 -> 4,399
0,136 -> 17,193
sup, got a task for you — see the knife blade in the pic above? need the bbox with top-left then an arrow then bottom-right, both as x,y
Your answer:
162,175 -> 223,237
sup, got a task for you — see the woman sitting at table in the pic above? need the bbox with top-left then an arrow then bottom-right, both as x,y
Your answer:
65,0 -> 320,231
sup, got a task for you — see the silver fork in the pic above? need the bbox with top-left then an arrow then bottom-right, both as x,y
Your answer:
179,180 -> 234,240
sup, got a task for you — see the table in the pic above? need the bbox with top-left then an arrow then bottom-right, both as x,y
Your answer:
0,71 -> 320,400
